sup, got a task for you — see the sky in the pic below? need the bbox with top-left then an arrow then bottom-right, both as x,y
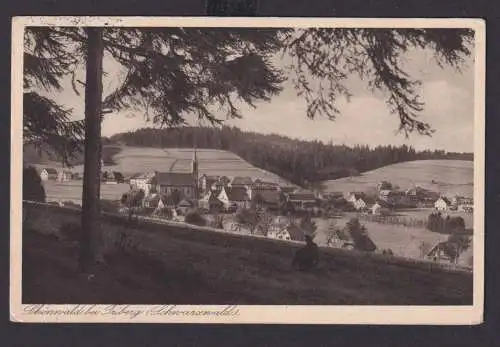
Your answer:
38,34 -> 475,153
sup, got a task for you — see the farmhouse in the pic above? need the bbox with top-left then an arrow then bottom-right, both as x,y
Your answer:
347,192 -> 375,211
40,168 -> 58,181
326,228 -> 355,249
217,186 -> 251,210
103,171 -> 125,184
377,180 -> 393,191
268,223 -> 305,242
434,197 -> 452,212
129,172 -> 156,195
252,190 -> 280,210
198,190 -> 224,212
287,190 -> 317,211
57,170 -> 73,182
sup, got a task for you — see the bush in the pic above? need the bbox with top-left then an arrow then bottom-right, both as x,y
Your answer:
23,165 -> 46,202
185,211 -> 206,227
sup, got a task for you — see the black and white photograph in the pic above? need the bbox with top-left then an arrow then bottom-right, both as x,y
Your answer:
11,17 -> 485,324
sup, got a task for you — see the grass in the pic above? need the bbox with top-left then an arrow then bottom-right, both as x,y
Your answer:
22,204 -> 473,305
323,159 -> 473,198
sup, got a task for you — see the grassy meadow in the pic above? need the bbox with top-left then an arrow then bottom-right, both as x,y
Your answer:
322,160 -> 473,198
22,204 -> 473,305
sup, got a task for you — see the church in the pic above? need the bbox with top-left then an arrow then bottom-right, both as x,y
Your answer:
149,150 -> 199,201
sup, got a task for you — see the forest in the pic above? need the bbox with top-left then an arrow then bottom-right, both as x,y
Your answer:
109,126 -> 473,187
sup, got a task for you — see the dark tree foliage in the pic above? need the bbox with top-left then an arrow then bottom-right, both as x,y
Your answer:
427,212 -> 466,234
282,28 -> 474,135
345,218 -> 376,252
185,211 -> 206,227
110,126 -> 473,186
22,165 -> 46,202
23,28 -> 85,165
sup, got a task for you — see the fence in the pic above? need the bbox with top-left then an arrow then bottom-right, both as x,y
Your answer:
357,213 -> 428,228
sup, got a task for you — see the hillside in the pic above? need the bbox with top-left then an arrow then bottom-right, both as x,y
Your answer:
323,160 -> 474,198
111,126 -> 473,186
22,204 -> 473,305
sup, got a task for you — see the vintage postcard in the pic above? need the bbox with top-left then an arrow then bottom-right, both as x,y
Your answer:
11,16 -> 485,324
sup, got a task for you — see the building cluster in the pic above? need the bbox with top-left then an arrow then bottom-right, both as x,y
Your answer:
39,166 -> 125,184
345,180 -> 474,215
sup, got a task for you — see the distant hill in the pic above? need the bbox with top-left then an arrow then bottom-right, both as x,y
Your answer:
323,160 -> 474,198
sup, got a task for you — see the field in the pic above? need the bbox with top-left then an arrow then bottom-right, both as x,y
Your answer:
322,160 -> 474,198
22,203 -> 473,305
42,181 -> 130,205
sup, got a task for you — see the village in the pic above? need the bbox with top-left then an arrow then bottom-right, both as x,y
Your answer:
35,148 -> 474,267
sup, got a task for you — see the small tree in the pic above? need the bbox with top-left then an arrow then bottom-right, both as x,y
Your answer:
250,192 -> 264,210
121,188 -> 145,222
325,220 -> 338,246
255,208 -> 274,236
170,189 -> 181,207
300,214 -> 317,239
445,234 -> 471,263
346,218 -> 376,252
23,165 -> 46,203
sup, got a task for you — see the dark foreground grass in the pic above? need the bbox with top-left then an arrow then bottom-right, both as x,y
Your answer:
22,215 -> 473,305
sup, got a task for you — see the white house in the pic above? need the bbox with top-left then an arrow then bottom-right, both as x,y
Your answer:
434,197 -> 452,211
129,172 -> 156,196
267,223 -> 305,242
40,168 -> 58,181
217,186 -> 251,210
57,170 -> 73,182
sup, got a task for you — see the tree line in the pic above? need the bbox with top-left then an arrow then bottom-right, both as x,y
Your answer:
110,126 -> 473,187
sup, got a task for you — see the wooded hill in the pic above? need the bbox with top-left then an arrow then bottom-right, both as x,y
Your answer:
109,126 -> 473,187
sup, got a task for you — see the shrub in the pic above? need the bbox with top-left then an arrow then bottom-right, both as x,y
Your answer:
23,165 -> 46,202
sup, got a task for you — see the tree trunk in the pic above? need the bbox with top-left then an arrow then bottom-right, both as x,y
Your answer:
79,27 -> 104,272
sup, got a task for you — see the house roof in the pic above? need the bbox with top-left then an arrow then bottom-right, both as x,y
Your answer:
284,224 -> 306,242
227,187 -> 250,202
154,172 -> 194,186
231,176 -> 254,186
437,197 -> 452,205
43,168 -> 58,175
178,199 -> 193,207
256,190 -> 280,204
288,192 -> 316,201
279,186 -> 296,193
128,173 -> 143,180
